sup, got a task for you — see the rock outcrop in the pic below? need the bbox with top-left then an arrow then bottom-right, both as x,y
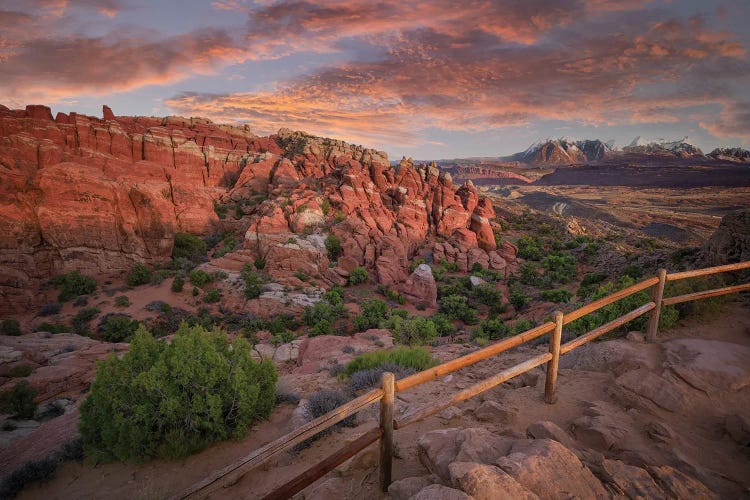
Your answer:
0,104 -> 514,314
703,209 -> 750,265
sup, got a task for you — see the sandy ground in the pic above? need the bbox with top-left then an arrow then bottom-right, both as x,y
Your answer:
17,298 -> 750,499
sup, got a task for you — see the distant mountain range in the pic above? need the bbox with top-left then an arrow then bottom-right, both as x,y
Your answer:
431,137 -> 750,167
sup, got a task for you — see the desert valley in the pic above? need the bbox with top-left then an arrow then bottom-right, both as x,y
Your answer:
2,1 -> 750,499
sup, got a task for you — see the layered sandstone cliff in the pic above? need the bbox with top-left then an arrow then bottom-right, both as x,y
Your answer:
0,105 -> 514,314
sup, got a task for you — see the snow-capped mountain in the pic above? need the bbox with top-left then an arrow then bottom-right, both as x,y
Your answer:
623,136 -> 704,158
509,138 -> 615,165
708,147 -> 750,163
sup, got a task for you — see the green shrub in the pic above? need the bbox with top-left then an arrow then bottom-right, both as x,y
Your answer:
344,347 -> 436,376
541,252 -> 577,284
213,200 -> 228,219
171,276 -> 185,292
172,233 -> 208,262
0,380 -> 37,419
99,315 -> 140,343
53,271 -> 97,302
429,313 -> 456,337
38,303 -> 61,316
471,282 -> 503,307
0,319 -> 21,336
409,258 -> 426,272
37,322 -> 67,334
320,198 -> 331,216
8,364 -> 33,378
270,330 -> 296,345
309,319 -> 332,337
516,236 -> 542,261
333,210 -> 346,224
114,295 -> 130,307
438,295 -> 478,324
472,318 -> 509,341
509,284 -> 529,310
348,267 -> 369,285
389,316 -> 438,345
213,237 -> 237,258
254,258 -> 266,270
126,264 -> 152,287
0,456 -> 59,498
79,324 -> 277,462
620,264 -> 643,280
72,307 -> 100,336
578,272 -> 608,298
325,234 -> 342,261
519,262 -> 542,286
568,276 -> 678,336
509,319 -> 536,335
189,269 -> 211,287
354,299 -> 389,331
241,264 -> 267,299
192,287 -> 200,297
204,289 -> 221,303
540,289 -> 573,303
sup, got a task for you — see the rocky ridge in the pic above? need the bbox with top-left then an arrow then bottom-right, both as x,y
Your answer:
0,104 -> 514,314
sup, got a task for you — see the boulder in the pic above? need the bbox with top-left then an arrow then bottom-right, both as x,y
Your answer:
526,421 -> 575,448
647,465 -> 718,499
600,459 -> 666,499
558,339 -> 656,376
399,264 -> 438,309
417,428 -> 515,481
495,439 -> 608,499
703,209 -> 750,265
388,476 -> 434,500
448,462 -> 538,500
408,484 -> 473,500
663,339 -> 750,392
614,369 -> 686,412
571,401 -> 634,451
473,401 -> 517,424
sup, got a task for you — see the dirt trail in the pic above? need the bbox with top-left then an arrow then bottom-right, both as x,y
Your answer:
20,300 -> 750,499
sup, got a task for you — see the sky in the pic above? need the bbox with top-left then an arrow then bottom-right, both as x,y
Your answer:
1,0 -> 750,159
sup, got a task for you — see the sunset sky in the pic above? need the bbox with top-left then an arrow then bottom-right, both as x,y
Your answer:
2,0 -> 750,158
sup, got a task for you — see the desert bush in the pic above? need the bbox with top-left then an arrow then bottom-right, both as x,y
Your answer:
126,264 -> 152,287
38,303 -> 61,317
409,258 -> 426,272
344,347 -> 435,376
203,289 -> 221,303
309,319 -> 332,336
188,269 -> 211,287
346,363 -> 416,394
577,272 -> 608,298
114,295 -> 130,307
270,330 -> 296,345
8,364 -> 33,378
472,318 -> 509,341
509,319 -> 536,335
541,252 -> 577,284
471,282 -> 503,307
389,315 -> 438,346
1,319 -> 21,336
0,380 -> 37,419
354,299 -> 389,331
79,323 -> 277,462
518,262 -> 542,286
429,313 -> 456,337
304,390 -> 356,428
171,276 -> 185,292
325,234 -> 342,261
509,284 -> 529,310
99,314 -> 140,343
439,295 -> 478,324
540,288 -> 573,303
437,276 -> 472,299
620,264 -> 643,280
213,236 -> 237,258
53,271 -> 97,302
568,276 -> 678,336
320,198 -> 331,216
0,456 -> 58,499
348,267 -> 369,285
241,264 -> 267,299
37,322 -> 67,334
516,236 -> 542,261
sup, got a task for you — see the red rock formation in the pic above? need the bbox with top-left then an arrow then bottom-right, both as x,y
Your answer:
0,104 -> 516,313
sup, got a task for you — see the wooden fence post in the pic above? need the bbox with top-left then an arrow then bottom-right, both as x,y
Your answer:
544,311 -> 563,404
647,268 -> 667,342
379,372 -> 395,492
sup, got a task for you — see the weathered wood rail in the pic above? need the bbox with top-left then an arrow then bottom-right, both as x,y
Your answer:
176,260 -> 750,500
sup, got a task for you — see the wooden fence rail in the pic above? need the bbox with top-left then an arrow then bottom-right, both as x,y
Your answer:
178,260 -> 749,499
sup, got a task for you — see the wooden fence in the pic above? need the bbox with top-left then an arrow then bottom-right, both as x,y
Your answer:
175,260 -> 750,500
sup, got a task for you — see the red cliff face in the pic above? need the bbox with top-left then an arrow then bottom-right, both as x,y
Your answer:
0,105 -> 515,313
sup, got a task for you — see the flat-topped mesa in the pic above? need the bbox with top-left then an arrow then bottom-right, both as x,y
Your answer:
237,132 -> 515,291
